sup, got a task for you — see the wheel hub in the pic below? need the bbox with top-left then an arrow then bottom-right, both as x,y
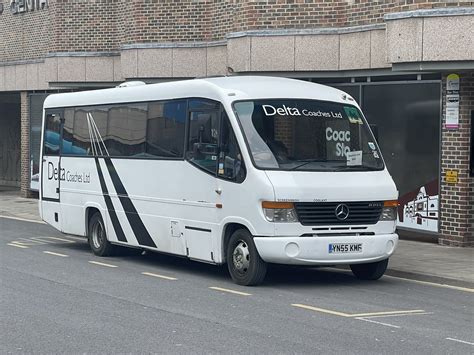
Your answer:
232,241 -> 250,273
92,220 -> 104,249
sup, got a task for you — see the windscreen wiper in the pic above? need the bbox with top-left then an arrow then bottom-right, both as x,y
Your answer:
332,165 -> 379,172
289,159 -> 342,170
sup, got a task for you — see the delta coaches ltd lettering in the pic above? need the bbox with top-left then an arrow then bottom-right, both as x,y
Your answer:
47,162 -> 91,184
262,105 -> 343,119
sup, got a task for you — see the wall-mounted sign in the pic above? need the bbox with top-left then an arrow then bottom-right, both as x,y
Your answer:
446,73 -> 460,130
445,170 -> 458,184
10,0 -> 48,15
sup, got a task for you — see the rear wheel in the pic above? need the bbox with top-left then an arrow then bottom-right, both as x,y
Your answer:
88,212 -> 116,256
227,229 -> 267,286
350,258 -> 388,280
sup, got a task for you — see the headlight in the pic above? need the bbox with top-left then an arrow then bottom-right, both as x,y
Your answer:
380,200 -> 398,221
262,201 -> 299,223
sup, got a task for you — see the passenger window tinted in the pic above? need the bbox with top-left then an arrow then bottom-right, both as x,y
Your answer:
146,100 -> 186,158
54,100 -> 191,159
106,104 -> 147,157
187,109 -> 220,174
188,99 -> 220,111
43,113 -> 61,155
73,108 -> 108,156
219,114 -> 245,182
62,109 -> 89,156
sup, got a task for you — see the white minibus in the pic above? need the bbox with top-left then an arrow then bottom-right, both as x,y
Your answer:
40,76 -> 398,285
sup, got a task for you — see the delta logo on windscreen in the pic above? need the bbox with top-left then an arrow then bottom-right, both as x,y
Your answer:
47,162 -> 91,184
262,104 -> 344,119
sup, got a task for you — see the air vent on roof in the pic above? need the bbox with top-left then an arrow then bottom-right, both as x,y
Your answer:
117,81 -> 146,88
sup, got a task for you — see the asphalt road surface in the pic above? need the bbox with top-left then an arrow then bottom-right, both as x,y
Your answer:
1,217 -> 473,354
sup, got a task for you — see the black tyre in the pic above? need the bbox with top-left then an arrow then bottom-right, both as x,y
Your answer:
226,229 -> 267,286
88,212 -> 116,257
350,258 -> 389,280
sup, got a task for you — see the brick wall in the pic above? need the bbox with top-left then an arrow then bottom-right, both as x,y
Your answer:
0,0 -> 53,62
51,0 -> 120,53
20,92 -> 34,197
119,0 -> 210,43
2,1 -> 473,63
222,1 -> 474,34
345,0 -> 474,26
439,71 -> 474,246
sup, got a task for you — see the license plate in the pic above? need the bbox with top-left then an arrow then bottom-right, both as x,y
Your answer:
328,243 -> 363,254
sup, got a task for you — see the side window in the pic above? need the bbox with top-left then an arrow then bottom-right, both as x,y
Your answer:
62,109 -> 88,156
186,104 -> 220,174
72,108 -> 99,155
43,113 -> 61,155
146,100 -> 186,158
106,104 -> 147,157
73,106 -> 111,156
219,113 -> 246,183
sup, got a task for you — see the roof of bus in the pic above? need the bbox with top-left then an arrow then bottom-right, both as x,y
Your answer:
43,76 -> 355,109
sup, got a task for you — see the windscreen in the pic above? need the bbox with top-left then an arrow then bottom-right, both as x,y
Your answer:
233,99 -> 384,171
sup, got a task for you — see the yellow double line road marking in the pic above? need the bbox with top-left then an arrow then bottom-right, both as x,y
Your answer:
291,304 -> 425,318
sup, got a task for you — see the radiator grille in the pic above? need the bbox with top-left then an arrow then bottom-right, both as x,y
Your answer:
294,201 -> 383,226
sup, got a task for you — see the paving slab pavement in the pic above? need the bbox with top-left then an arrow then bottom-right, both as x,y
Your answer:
0,189 -> 41,222
0,188 -> 472,286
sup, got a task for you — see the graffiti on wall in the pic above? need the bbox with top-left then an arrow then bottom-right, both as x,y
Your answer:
397,179 -> 439,232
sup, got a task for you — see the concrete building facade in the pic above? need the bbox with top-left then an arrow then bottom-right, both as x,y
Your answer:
0,0 -> 473,246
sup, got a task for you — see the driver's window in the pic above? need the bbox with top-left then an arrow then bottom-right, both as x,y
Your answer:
186,109 -> 219,174
218,113 -> 246,183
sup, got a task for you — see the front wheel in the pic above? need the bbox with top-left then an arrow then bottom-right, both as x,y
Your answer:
227,229 -> 267,286
350,258 -> 389,280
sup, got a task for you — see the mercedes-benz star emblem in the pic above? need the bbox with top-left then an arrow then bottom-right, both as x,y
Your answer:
335,204 -> 349,220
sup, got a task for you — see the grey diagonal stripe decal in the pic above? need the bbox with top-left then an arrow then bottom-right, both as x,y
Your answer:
103,157 -> 157,248
94,158 -> 127,242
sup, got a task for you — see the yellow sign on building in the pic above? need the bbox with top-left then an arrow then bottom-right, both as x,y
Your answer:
445,170 -> 458,184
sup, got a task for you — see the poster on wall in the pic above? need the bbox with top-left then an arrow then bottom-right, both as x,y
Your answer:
397,179 -> 439,232
446,73 -> 460,129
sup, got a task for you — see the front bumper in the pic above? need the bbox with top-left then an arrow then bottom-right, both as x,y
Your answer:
253,234 -> 398,265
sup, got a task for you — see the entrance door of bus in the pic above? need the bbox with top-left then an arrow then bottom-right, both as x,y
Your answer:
41,110 -> 63,230
184,104 -> 221,262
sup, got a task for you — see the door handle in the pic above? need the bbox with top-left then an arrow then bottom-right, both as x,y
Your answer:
215,188 -> 222,195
